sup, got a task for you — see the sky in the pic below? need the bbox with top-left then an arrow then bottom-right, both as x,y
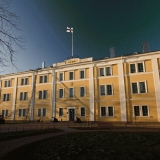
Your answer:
1,0 -> 160,74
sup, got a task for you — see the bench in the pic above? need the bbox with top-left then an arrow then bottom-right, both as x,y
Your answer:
97,122 -> 114,129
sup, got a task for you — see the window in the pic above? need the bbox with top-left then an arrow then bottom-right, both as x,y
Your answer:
4,80 -> 11,87
3,94 -> 10,101
106,85 -> 112,95
81,107 -> 85,116
101,106 -> 114,117
39,90 -> 47,99
134,105 -> 149,116
2,109 -> 8,117
100,68 -> 104,76
39,75 -> 47,83
59,108 -> 63,116
80,70 -> 85,79
19,109 -> 26,117
59,73 -> 63,81
130,64 -> 136,73
20,92 -> 27,100
69,72 -> 74,80
69,88 -> 74,97
138,63 -> 144,72
21,78 -> 28,85
59,89 -> 64,98
38,108 -> 46,117
100,85 -> 105,95
80,87 -> 85,97
106,67 -> 111,76
132,82 -> 146,94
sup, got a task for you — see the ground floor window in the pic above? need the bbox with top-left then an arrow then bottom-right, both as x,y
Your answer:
59,108 -> 63,116
100,106 -> 114,117
134,105 -> 149,116
2,109 -> 8,117
19,109 -> 26,117
38,108 -> 46,117
80,107 -> 85,116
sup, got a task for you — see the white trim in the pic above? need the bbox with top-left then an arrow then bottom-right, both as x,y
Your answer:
52,70 -> 56,120
11,77 -> 17,120
67,107 -> 76,121
152,58 -> 160,122
56,78 -> 89,83
125,71 -> 153,76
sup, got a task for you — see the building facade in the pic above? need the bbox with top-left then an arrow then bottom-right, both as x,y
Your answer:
0,51 -> 160,123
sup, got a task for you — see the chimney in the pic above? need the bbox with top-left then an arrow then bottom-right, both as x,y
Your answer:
142,42 -> 150,53
110,47 -> 115,58
42,61 -> 45,68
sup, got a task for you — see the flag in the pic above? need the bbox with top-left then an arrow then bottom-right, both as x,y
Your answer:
66,27 -> 73,33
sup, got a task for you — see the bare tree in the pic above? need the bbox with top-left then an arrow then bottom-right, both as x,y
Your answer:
0,0 -> 24,68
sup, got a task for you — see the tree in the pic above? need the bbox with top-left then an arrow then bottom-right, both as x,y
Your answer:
0,0 -> 24,68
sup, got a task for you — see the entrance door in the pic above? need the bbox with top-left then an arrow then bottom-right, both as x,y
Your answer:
69,109 -> 75,121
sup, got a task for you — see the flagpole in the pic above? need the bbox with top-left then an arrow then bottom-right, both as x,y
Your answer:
72,31 -> 73,58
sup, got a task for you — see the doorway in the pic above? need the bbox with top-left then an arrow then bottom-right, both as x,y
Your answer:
69,109 -> 75,121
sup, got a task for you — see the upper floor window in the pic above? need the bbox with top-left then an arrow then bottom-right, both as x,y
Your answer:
80,70 -> 85,79
69,72 -> 74,80
59,89 -> 64,98
106,85 -> 113,95
4,80 -> 11,87
39,75 -> 47,83
130,62 -> 144,73
21,78 -> 28,85
81,107 -> 85,116
39,90 -> 47,99
100,68 -> 104,76
3,93 -> 10,101
134,105 -> 149,116
80,87 -> 85,97
100,85 -> 113,96
20,92 -> 27,100
38,108 -> 46,117
2,109 -> 8,117
132,82 -> 147,94
106,67 -> 111,76
19,109 -> 26,117
59,108 -> 63,116
100,85 -> 105,95
69,88 -> 74,98
59,73 -> 63,81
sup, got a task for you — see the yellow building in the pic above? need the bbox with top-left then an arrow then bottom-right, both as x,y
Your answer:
0,50 -> 160,123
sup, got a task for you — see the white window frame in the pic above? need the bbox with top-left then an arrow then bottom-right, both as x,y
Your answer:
80,107 -> 86,117
37,108 -> 46,117
38,90 -> 47,99
58,108 -> 63,117
79,70 -> 85,79
129,62 -> 145,73
131,81 -> 147,94
80,86 -> 86,97
39,75 -> 48,83
100,85 -> 105,96
59,88 -> 64,98
99,67 -> 105,77
3,93 -> 10,101
21,77 -> 28,85
59,72 -> 64,81
20,92 -> 27,100
137,62 -> 145,72
133,105 -> 149,117
4,80 -> 11,87
69,71 -> 74,80
2,109 -> 8,117
106,66 -> 112,76
130,63 -> 136,73
106,84 -> 113,95
69,87 -> 74,98
100,106 -> 114,117
18,109 -> 26,117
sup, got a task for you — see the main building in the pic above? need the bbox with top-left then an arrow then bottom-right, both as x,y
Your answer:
0,50 -> 160,123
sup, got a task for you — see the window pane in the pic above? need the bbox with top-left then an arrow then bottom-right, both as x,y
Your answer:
80,70 -> 84,79
81,107 -> 85,116
43,108 -> 46,116
21,79 -> 24,85
59,89 -> 63,98
8,80 -> 11,87
38,109 -> 41,117
6,110 -> 8,117
100,68 -> 104,76
2,110 -> 5,116
100,85 -> 105,95
101,107 -> 106,116
59,108 -> 63,116
24,92 -> 27,100
69,72 -> 73,80
39,91 -> 42,99
108,107 -> 113,116
130,64 -> 136,73
142,106 -> 148,116
20,92 -> 23,100
106,67 -> 111,76
7,94 -> 10,101
25,78 -> 28,85
60,73 -> 63,81
139,82 -> 146,93
44,76 -> 47,83
107,85 -> 112,95
138,63 -> 143,72
4,81 -> 7,87
132,83 -> 138,93
23,109 -> 26,116
40,76 -> 43,83
69,88 -> 73,97
19,109 -> 22,116
80,87 -> 85,97
134,106 -> 140,116
3,94 -> 6,101
43,90 -> 47,99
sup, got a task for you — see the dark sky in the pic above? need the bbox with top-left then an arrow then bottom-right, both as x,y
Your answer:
2,0 -> 160,74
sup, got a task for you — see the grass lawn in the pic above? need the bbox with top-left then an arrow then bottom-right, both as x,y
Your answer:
0,128 -> 63,142
1,131 -> 160,160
